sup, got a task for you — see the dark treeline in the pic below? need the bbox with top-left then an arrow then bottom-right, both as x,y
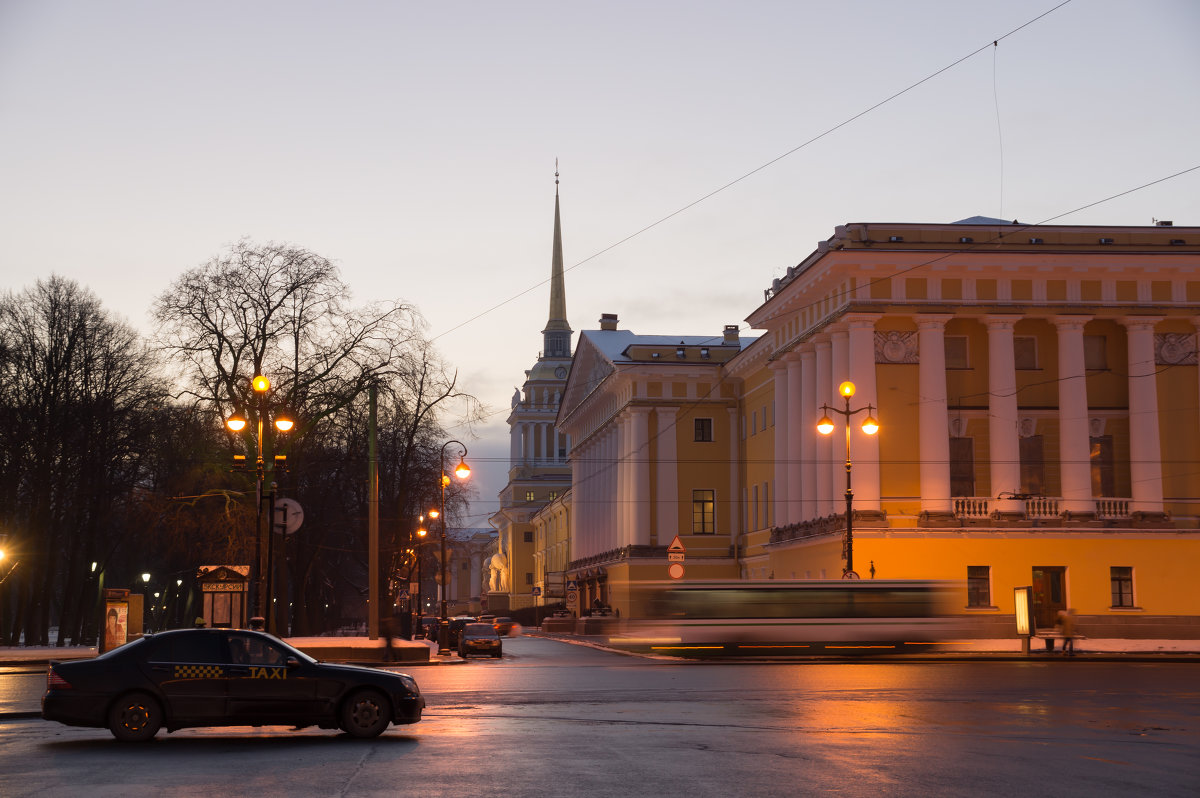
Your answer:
0,242 -> 480,645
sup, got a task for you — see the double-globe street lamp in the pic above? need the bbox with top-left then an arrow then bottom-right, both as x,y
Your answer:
434,441 -> 470,654
817,381 -> 879,579
225,375 -> 293,626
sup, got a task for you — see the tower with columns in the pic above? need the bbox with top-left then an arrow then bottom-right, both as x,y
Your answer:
489,170 -> 574,613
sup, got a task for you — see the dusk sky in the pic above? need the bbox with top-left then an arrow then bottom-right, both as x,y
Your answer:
2,0 -> 1198,525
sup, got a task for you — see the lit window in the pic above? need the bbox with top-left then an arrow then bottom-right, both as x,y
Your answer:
967,566 -> 991,607
1110,566 -> 1134,608
525,490 -> 535,502
692,489 -> 715,534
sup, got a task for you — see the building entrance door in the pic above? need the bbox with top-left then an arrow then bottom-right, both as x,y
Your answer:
1031,566 -> 1066,630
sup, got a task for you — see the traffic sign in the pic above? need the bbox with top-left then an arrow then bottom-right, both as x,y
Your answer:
668,562 -> 685,580
566,590 -> 579,607
397,589 -> 409,601
532,586 -> 542,596
667,535 -> 685,553
566,579 -> 579,591
668,552 -> 685,562
275,498 -> 304,536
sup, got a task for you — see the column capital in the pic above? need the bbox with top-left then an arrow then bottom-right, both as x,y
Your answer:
1118,316 -> 1163,332
843,312 -> 881,330
983,314 -> 1021,331
914,313 -> 952,331
768,359 -> 789,372
1050,314 -> 1091,331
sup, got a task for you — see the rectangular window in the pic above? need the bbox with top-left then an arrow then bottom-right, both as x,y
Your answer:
945,336 -> 969,369
762,405 -> 768,430
525,572 -> 534,585
751,411 -> 758,435
548,491 -> 558,500
692,489 -> 715,534
1020,435 -> 1045,495
1090,436 -> 1115,497
764,482 -> 771,527
523,531 -> 533,543
967,566 -> 991,608
525,490 -> 535,502
1084,335 -> 1108,370
1014,336 -> 1038,369
1110,566 -> 1134,607
694,418 -> 714,442
950,437 -> 975,497
751,485 -> 759,530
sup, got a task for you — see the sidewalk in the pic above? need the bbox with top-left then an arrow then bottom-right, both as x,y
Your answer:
4,635 -> 1199,666
0,636 -> 464,667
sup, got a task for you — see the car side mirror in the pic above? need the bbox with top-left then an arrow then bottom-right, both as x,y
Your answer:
286,656 -> 301,669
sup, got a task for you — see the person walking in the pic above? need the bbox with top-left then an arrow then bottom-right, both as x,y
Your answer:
1057,608 -> 1077,656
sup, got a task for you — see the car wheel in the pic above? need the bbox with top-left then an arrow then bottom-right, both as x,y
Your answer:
341,689 -> 391,738
108,692 -> 162,742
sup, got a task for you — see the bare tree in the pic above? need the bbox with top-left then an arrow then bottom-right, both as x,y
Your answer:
152,240 -> 484,634
0,277 -> 164,645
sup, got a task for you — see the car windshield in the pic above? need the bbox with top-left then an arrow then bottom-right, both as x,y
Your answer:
464,623 -> 496,636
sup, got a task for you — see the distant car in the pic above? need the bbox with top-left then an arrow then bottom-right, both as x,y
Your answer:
448,616 -> 476,648
493,617 -> 517,636
458,623 -> 503,658
42,628 -> 425,742
418,616 -> 439,639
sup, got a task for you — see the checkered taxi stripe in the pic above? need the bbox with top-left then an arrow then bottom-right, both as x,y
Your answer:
173,664 -> 225,679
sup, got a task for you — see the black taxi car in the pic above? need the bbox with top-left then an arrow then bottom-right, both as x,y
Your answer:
42,628 -> 424,742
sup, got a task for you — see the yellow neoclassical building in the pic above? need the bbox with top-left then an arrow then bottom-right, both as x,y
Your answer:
551,219 -> 1200,636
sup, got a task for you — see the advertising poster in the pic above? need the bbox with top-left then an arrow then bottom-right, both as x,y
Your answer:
103,601 -> 128,652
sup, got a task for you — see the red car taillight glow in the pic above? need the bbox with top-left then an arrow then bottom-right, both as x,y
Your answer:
47,667 -> 73,690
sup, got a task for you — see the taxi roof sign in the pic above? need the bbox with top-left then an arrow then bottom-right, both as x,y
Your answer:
667,535 -> 686,552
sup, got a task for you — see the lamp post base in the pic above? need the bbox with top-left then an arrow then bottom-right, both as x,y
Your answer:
437,620 -> 451,655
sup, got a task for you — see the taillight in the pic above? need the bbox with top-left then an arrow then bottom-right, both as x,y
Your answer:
47,667 -> 73,690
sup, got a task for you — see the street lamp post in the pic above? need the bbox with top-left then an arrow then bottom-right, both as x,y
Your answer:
225,374 -> 293,626
414,517 -> 428,637
436,441 -> 471,654
817,381 -> 879,579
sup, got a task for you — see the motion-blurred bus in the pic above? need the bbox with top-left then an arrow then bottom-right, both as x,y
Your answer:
609,579 -> 961,656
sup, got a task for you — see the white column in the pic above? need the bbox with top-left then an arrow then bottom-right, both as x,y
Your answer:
784,353 -> 804,526
917,315 -> 953,514
728,407 -> 740,536
814,334 -> 834,516
829,326 -> 850,515
798,347 -> 817,522
1053,316 -> 1095,513
655,408 -> 679,545
617,412 -> 631,547
985,316 -> 1022,512
510,417 -> 521,462
602,427 -> 615,552
1122,316 -> 1165,512
770,361 -> 790,527
630,407 -> 651,546
846,315 -> 880,510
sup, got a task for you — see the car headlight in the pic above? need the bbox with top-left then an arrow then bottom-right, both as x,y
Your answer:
396,675 -> 419,695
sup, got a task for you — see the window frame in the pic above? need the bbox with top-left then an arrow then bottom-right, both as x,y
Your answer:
967,565 -> 992,608
694,417 -> 714,442
1110,566 -> 1135,608
692,489 -> 716,534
